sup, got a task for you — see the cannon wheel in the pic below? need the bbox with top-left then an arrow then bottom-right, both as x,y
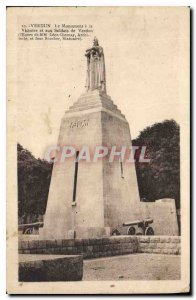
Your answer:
24,227 -> 33,234
127,226 -> 136,235
112,229 -> 121,236
145,226 -> 154,236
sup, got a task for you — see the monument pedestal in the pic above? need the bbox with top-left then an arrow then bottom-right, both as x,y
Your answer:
40,38 -> 179,239
41,90 -> 141,239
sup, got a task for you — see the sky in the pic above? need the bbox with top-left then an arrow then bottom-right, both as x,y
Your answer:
11,6 -> 189,158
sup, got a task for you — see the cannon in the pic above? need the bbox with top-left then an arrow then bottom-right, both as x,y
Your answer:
122,218 -> 154,236
18,221 -> 44,235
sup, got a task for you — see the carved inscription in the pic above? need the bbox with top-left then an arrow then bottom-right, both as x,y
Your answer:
69,119 -> 89,129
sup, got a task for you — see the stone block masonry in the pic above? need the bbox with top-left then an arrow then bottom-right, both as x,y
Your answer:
19,255 -> 83,281
137,236 -> 181,255
19,236 -> 181,258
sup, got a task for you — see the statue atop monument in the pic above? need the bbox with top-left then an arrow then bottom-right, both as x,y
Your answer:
85,37 -> 106,93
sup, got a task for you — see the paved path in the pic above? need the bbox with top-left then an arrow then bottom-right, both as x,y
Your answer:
83,253 -> 180,280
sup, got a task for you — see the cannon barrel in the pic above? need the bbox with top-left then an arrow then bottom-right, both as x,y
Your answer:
18,221 -> 44,230
123,218 -> 153,227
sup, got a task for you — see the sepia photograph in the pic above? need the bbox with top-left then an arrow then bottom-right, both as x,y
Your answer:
6,6 -> 190,294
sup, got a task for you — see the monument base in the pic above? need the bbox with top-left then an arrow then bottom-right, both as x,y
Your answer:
75,226 -> 111,238
39,226 -> 111,240
42,89 -> 141,240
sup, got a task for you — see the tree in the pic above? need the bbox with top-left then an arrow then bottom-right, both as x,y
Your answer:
132,120 -> 180,209
17,144 -> 53,221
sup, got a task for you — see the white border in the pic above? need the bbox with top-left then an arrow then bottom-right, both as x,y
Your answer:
1,0 -> 193,299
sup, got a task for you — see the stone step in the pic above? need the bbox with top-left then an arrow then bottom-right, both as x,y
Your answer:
70,97 -> 117,108
66,91 -> 124,117
69,101 -> 120,113
67,105 -> 123,118
19,254 -> 83,282
69,97 -> 117,110
67,98 -> 123,116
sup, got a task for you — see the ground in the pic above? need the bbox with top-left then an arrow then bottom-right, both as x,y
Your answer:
83,253 -> 180,280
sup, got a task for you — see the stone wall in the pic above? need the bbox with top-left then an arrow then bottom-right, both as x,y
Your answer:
139,199 -> 179,236
19,236 -> 180,258
19,236 -> 138,259
138,236 -> 181,255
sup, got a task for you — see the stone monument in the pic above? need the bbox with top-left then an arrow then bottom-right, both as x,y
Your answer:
41,37 -> 141,239
41,37 -> 179,239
